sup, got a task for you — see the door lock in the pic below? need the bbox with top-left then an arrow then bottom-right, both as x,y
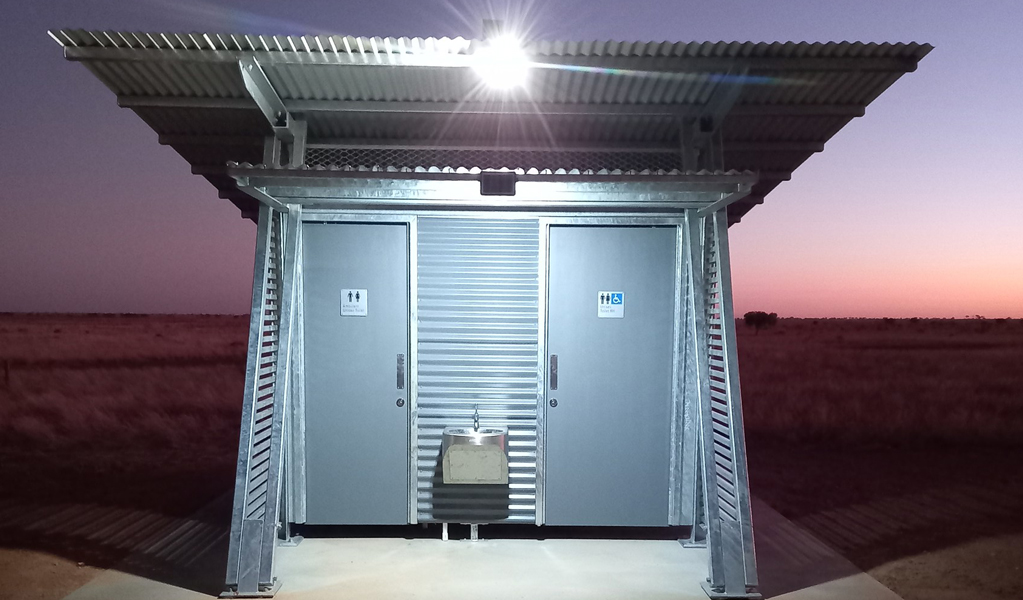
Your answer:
396,398 -> 405,407
549,398 -> 558,408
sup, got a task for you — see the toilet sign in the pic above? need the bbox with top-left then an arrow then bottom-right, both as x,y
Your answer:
597,291 -> 624,318
340,289 -> 368,316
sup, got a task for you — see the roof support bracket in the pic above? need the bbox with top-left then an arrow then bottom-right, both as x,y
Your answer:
234,177 -> 291,213
680,63 -> 749,172
240,57 -> 306,167
697,183 -> 754,218
680,118 -> 699,172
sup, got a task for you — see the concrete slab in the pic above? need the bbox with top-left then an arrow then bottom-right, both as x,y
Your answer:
63,538 -> 708,600
61,498 -> 903,600
278,538 -> 709,599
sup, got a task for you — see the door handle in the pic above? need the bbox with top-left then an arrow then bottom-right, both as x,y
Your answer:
396,353 -> 405,390
549,354 -> 558,391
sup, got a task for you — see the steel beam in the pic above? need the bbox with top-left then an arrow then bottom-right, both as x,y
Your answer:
228,167 -> 758,187
290,120 -> 307,167
680,118 -> 698,172
697,66 -> 748,136
65,45 -> 924,72
239,57 -> 297,143
697,185 -> 754,218
684,64 -> 747,171
159,134 -> 263,146
159,134 -> 824,154
117,95 -> 866,118
226,173 -> 752,215
198,164 -> 788,185
731,104 -> 863,117
250,189 -> 731,211
727,141 -> 823,152
238,57 -> 306,167
237,184 -> 291,213
757,170 -> 791,181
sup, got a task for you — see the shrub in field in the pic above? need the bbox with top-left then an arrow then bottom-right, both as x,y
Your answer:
743,311 -> 778,335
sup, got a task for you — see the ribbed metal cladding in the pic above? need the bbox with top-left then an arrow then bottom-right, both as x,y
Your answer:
416,217 -> 539,523
703,217 -> 738,523
245,210 -> 283,522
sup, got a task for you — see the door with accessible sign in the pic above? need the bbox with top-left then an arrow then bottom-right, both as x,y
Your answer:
545,226 -> 676,526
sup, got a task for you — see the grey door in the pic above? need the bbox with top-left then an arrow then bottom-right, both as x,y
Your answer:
545,226 -> 677,526
303,223 -> 409,525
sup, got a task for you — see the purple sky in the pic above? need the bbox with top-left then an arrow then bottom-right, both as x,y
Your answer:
3,0 -> 1021,317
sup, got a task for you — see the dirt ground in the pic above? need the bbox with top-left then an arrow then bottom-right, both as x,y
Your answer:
1,314 -> 1021,600
747,438 -> 1023,600
0,550 -> 101,600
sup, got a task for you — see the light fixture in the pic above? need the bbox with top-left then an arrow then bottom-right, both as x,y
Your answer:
472,34 -> 529,90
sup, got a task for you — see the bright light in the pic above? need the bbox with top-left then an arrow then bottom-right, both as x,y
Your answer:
473,34 -> 529,90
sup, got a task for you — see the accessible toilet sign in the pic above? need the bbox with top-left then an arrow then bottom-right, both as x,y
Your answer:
597,291 -> 624,318
340,289 -> 368,316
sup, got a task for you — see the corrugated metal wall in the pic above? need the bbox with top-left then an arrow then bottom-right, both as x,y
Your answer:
415,217 -> 540,523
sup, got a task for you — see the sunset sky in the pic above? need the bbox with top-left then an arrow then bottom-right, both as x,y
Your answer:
3,0 -> 1020,317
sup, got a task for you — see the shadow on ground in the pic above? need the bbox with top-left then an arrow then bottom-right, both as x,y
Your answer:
747,437 -> 1023,598
0,452 -> 234,597
5,439 -> 1023,599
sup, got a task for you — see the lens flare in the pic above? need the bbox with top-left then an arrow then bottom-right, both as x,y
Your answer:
473,34 -> 529,90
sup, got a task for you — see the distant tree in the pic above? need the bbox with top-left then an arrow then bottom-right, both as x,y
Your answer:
743,311 -> 778,335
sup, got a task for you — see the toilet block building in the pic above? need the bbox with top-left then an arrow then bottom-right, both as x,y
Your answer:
51,27 -> 930,598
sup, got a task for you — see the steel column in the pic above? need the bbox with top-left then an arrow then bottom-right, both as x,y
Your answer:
286,218 -> 307,526
688,209 -> 759,599
535,220 -> 550,525
686,211 -> 723,578
223,204 -> 302,597
710,210 -> 758,595
225,204 -> 274,595
679,217 -> 703,536
407,216 -> 420,525
668,224 -> 689,527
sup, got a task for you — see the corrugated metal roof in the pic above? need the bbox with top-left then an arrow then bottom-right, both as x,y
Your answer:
51,29 -> 927,61
51,29 -> 931,222
53,29 -> 928,105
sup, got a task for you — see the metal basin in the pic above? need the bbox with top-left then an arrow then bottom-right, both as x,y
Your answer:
442,426 -> 508,453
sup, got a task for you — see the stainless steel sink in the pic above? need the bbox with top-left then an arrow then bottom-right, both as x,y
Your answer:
441,426 -> 508,453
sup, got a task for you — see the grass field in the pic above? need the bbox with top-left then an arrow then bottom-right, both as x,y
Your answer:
0,313 -> 1021,600
736,317 -> 1023,443
0,315 -> 246,493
